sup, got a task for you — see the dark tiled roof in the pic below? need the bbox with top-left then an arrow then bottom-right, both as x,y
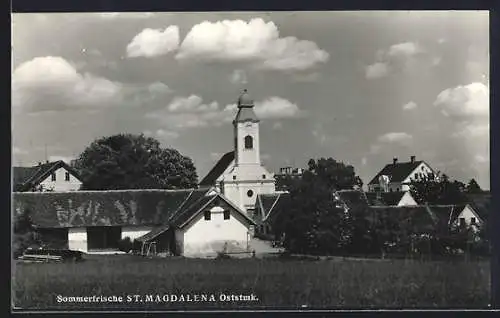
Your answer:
426,205 -> 469,226
258,193 -> 291,222
367,205 -> 437,233
368,160 -> 428,185
365,191 -> 407,206
13,161 -> 82,191
13,167 -> 38,188
234,106 -> 259,123
13,188 -> 209,228
199,151 -> 234,186
170,195 -> 217,227
336,190 -> 369,207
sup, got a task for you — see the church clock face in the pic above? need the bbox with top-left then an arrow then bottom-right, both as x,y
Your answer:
247,190 -> 254,197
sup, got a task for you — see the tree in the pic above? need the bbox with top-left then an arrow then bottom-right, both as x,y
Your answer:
13,207 -> 40,258
307,158 -> 363,191
409,172 -> 468,205
73,134 -> 198,190
466,178 -> 483,193
274,157 -> 363,255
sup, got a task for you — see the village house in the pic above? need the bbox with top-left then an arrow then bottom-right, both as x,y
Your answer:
13,160 -> 83,192
274,166 -> 304,192
13,188 -> 256,257
198,89 -> 276,216
364,191 -> 418,206
367,156 -> 437,192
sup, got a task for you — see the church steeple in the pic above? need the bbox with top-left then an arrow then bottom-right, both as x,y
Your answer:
234,89 -> 259,124
233,88 -> 261,166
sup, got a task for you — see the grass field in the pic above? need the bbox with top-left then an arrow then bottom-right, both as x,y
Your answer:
13,254 -> 490,310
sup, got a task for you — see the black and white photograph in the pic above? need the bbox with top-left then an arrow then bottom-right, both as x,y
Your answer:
11,11 -> 491,311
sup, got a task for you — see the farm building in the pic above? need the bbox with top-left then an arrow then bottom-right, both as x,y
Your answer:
13,160 -> 83,192
429,204 -> 484,231
13,188 -> 256,258
364,191 -> 418,206
367,156 -> 437,192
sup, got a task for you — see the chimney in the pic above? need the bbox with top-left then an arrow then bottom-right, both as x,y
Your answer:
46,160 -> 49,164
410,155 -> 415,163
393,157 -> 398,165
38,162 -> 42,166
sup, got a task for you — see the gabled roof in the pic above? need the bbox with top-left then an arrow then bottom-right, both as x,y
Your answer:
13,188 -> 210,228
135,223 -> 170,243
199,151 -> 234,186
365,191 -> 407,206
13,161 -> 82,191
368,160 -> 429,185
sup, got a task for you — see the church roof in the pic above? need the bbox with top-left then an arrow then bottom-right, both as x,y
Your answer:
199,151 -> 235,186
234,89 -> 259,123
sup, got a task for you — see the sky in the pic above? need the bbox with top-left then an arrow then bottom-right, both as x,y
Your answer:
11,11 -> 490,189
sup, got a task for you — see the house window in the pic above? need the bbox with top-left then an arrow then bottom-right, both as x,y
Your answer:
389,188 -> 393,192
262,174 -> 266,179
65,172 -> 70,181
244,135 -> 253,149
224,210 -> 230,220
247,190 -> 254,197
471,217 -> 476,225
396,188 -> 400,192
51,173 -> 56,181
233,175 -> 237,180
204,211 -> 211,221
459,217 -> 466,227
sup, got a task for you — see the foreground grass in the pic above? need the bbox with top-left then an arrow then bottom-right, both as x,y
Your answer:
13,255 -> 490,310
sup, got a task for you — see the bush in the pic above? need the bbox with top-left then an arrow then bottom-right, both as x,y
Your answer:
118,237 -> 133,253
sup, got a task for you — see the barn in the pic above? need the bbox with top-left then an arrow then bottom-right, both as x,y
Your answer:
13,188 -> 256,258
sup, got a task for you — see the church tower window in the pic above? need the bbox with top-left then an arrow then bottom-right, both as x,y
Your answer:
247,190 -> 254,197
244,135 -> 253,149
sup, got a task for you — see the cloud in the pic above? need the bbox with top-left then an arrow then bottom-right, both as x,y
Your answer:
167,95 -> 219,113
451,123 -> 489,138
126,26 -> 180,58
361,157 -> 367,166
229,69 -> 248,85
12,56 -> 122,113
366,41 -> 438,79
176,18 -> 329,71
365,62 -> 389,79
13,147 -> 28,155
402,101 -> 418,110
146,94 -> 302,130
377,132 -> 413,143
292,72 -> 321,82
474,154 -> 489,164
434,82 -> 489,119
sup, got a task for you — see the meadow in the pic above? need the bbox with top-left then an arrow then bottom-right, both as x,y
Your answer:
13,254 -> 490,310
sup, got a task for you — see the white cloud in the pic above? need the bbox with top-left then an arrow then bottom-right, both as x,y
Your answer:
365,62 -> 389,79
474,154 -> 489,164
452,123 -> 489,138
402,101 -> 418,110
254,97 -> 301,119
12,56 -> 122,113
434,82 -> 489,119
387,42 -> 423,58
229,69 -> 248,85
126,26 -> 180,58
98,12 -> 155,19
167,95 -> 219,113
176,18 -> 329,71
377,132 -> 413,143
361,157 -> 367,166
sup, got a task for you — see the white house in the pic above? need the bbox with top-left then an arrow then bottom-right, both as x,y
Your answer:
367,156 -> 436,192
13,160 -> 82,192
13,189 -> 256,258
199,89 -> 276,215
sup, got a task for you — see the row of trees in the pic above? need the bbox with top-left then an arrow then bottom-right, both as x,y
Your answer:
273,158 -> 488,258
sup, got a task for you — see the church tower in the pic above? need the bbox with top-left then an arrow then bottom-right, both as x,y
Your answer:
219,89 -> 276,214
233,89 -> 260,166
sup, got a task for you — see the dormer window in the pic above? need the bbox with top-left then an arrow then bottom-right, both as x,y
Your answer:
244,135 -> 253,149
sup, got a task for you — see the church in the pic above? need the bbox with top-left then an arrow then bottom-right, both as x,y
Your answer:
199,89 -> 276,216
